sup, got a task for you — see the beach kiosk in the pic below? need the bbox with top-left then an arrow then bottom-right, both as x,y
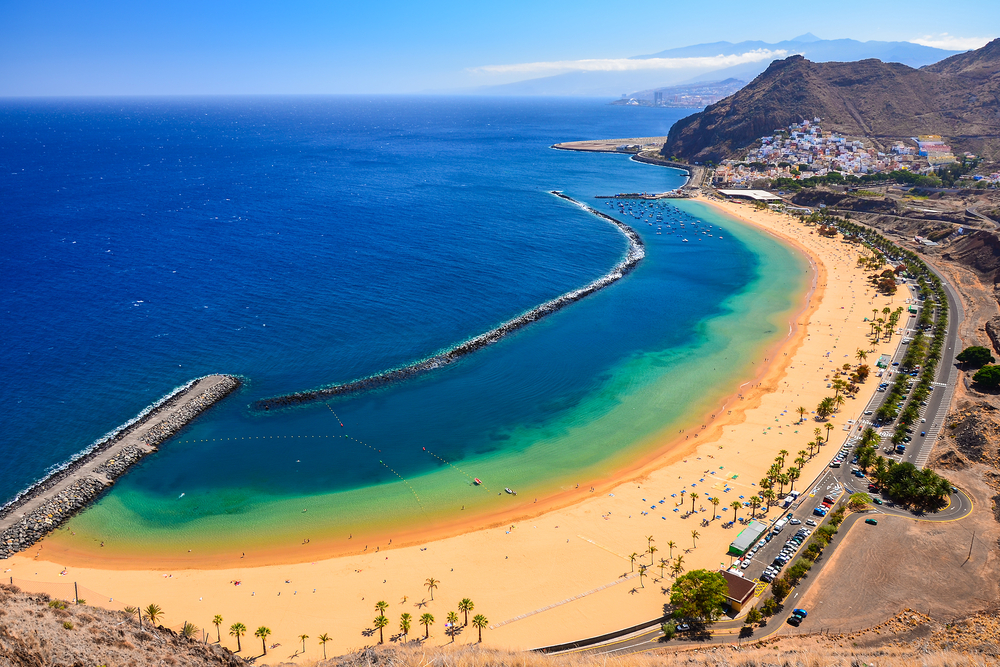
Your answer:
876,354 -> 891,369
727,519 -> 768,556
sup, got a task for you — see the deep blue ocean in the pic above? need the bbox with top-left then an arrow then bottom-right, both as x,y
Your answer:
0,97 -> 798,550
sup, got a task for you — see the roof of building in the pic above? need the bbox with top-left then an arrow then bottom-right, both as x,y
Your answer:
717,189 -> 783,201
719,570 -> 757,604
729,519 -> 769,555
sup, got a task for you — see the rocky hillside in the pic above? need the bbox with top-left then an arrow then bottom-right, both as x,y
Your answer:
662,39 -> 1000,163
0,584 -> 244,667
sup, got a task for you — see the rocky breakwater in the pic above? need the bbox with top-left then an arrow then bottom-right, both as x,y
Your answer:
252,192 -> 645,411
0,374 -> 240,559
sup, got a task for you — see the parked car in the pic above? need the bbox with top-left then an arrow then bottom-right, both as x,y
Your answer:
789,518 -> 801,525
865,518 -> 878,525
805,519 -> 817,526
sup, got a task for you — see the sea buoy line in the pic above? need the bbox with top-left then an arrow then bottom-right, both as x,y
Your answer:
422,447 -> 491,492
324,403 -> 346,427
249,192 -> 644,413
178,434 -> 425,512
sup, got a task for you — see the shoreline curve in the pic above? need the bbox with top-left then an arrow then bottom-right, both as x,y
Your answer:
250,192 -> 645,412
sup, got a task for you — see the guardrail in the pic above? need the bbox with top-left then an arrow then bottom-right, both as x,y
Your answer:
532,615 -> 667,653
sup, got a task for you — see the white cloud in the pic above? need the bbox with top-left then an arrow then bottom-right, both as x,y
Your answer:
911,33 -> 993,50
469,49 -> 789,76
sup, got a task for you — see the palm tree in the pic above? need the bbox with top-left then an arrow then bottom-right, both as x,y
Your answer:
798,449 -> 808,463
645,535 -> 655,551
709,496 -> 721,520
647,544 -> 658,566
374,615 -> 389,644
123,606 -> 140,628
832,378 -> 845,398
400,613 -> 412,642
658,557 -> 668,578
666,540 -> 676,558
672,555 -> 685,577
689,492 -> 699,514
446,611 -> 460,642
629,552 -> 639,572
833,394 -> 846,412
472,614 -> 488,643
299,634 -> 309,654
814,427 -> 823,443
748,496 -> 761,518
778,449 -> 789,466
797,406 -> 807,423
229,623 -> 246,652
212,615 -> 223,643
318,633 -> 331,659
762,489 -> 776,508
420,613 -> 435,639
425,577 -> 439,601
375,600 -> 389,617
777,473 -> 789,496
730,500 -> 741,524
787,467 -> 800,493
255,626 -> 271,655
458,598 -> 474,625
181,622 -> 198,639
143,603 -> 163,627
857,348 -> 868,364
825,423 -> 834,442
638,564 -> 647,588
691,529 -> 700,549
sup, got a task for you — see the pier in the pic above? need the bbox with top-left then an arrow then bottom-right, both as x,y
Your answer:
0,374 -> 240,559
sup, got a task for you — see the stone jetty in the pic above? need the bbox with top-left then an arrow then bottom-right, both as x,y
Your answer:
0,374 -> 240,559
252,192 -> 645,411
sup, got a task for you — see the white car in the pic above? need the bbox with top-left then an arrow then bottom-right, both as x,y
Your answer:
789,518 -> 801,525
740,559 -> 751,569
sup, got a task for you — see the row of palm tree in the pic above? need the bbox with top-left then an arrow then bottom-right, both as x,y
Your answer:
374,598 -> 488,644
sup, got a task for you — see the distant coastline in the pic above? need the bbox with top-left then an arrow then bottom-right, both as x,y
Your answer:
251,193 -> 644,412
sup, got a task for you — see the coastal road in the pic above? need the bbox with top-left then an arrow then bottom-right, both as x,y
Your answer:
544,247 -> 968,657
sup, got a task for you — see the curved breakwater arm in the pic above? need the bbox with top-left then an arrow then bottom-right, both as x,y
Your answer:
0,374 -> 241,560
252,192 -> 644,412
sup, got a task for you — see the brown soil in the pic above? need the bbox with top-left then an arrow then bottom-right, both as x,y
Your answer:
0,583 -> 244,667
790,467 -> 1000,636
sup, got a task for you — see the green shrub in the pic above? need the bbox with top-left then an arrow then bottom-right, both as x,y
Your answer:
973,365 -> 1000,389
957,346 -> 995,368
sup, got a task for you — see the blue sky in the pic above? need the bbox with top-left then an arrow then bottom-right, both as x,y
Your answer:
0,0 -> 995,96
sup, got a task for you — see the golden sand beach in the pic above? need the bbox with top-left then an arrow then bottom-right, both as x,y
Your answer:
4,196 -> 906,660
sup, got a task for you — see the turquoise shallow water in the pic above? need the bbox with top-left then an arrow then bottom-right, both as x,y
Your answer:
0,97 -> 807,558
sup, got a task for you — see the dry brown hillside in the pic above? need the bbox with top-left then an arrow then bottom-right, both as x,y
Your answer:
662,39 -> 1000,163
0,584 -> 244,667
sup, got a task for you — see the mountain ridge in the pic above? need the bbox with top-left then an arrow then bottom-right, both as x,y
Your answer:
469,36 -> 961,97
661,39 -> 1000,163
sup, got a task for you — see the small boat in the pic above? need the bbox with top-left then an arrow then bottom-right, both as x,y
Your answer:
505,487 -> 516,495
683,239 -> 689,242
474,478 -> 482,485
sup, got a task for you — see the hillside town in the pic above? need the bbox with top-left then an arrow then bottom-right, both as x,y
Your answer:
711,119 -> 999,187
